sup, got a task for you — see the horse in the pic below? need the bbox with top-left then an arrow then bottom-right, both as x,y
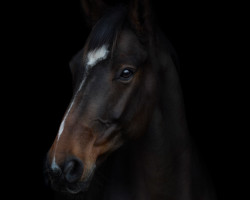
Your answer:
45,0 -> 216,199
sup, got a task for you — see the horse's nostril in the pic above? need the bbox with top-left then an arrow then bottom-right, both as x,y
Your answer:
64,158 -> 83,184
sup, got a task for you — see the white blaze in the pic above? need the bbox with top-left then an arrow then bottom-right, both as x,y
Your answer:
51,156 -> 60,170
51,45 -> 109,168
57,100 -> 74,140
87,45 -> 109,68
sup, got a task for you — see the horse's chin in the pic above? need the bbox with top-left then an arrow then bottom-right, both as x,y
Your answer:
50,172 -> 94,195
65,180 -> 91,195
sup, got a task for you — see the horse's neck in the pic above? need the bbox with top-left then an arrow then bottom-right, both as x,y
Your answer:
126,33 -> 215,200
132,112 -> 191,200
130,53 -> 193,199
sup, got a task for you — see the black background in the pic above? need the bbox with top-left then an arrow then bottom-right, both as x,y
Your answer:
4,0 -> 245,199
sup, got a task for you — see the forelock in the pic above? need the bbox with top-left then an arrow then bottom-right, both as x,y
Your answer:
86,6 -> 127,53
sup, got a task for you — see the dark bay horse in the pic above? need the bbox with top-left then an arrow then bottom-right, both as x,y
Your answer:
45,0 -> 216,199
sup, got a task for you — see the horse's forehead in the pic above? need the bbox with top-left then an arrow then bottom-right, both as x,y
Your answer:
117,30 -> 141,53
83,30 -> 137,69
70,30 -> 144,73
115,29 -> 147,65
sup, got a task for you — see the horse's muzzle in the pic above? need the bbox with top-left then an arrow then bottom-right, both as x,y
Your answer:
44,156 -> 91,194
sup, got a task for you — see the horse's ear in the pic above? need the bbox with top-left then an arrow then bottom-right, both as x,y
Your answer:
80,0 -> 107,27
128,0 -> 153,37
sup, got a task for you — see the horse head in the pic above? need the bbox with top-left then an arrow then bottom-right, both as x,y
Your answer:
45,0 -> 156,194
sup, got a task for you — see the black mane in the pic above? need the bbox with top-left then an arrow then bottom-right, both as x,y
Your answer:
86,6 -> 127,52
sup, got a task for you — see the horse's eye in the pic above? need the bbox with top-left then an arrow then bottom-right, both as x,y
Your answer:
120,69 -> 134,79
